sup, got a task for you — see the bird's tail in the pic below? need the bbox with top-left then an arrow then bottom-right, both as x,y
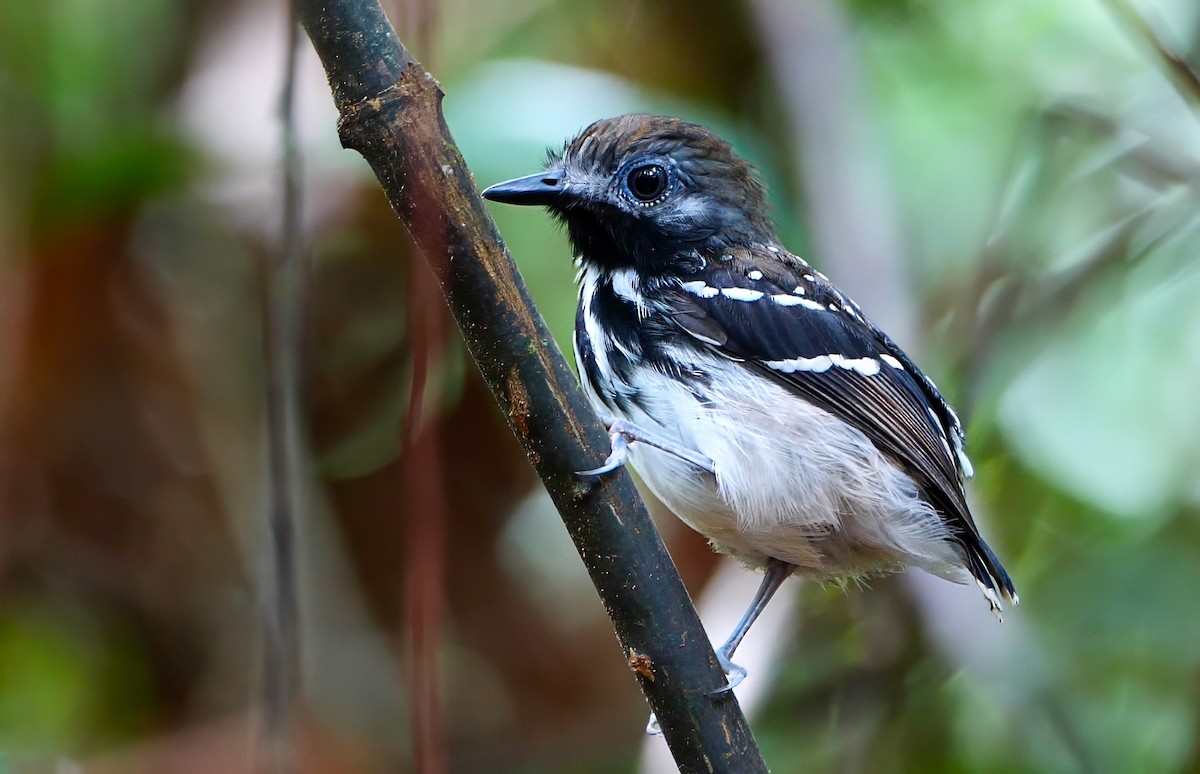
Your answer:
963,537 -> 1018,621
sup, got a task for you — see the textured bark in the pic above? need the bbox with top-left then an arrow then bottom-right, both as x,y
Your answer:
295,1 -> 768,771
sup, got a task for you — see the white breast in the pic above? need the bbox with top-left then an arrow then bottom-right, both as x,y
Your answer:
600,346 -> 969,585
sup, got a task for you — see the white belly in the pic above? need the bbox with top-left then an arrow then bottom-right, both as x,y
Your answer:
603,351 -> 967,584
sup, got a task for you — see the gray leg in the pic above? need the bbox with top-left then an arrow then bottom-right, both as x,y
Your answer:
709,559 -> 795,696
646,559 -> 796,735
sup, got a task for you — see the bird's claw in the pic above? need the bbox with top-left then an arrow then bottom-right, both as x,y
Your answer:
576,429 -> 631,477
577,416 -> 715,479
643,653 -> 746,734
708,650 -> 747,697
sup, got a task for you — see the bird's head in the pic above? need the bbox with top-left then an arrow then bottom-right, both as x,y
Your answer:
483,114 -> 776,276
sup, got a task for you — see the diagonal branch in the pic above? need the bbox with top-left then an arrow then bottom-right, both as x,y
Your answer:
294,1 -> 767,770
1102,0 -> 1200,106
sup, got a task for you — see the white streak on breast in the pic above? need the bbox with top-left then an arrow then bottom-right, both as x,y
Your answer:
610,267 -> 648,319
579,266 -> 633,395
609,267 -> 640,302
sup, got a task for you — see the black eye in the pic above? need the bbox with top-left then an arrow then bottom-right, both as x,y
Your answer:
627,164 -> 668,203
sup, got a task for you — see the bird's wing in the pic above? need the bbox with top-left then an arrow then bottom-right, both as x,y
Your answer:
660,247 -> 1015,601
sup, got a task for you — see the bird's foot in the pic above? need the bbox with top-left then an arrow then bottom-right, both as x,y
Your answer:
577,420 -> 633,476
577,415 -> 715,478
642,652 -> 747,735
708,650 -> 747,698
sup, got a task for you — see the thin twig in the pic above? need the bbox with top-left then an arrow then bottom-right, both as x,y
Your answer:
263,9 -> 304,773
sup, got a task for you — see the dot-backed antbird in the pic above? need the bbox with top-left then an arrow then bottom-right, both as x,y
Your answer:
483,114 -> 1017,695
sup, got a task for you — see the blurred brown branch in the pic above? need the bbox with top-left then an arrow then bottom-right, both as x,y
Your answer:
293,0 -> 767,770
402,263 -> 450,773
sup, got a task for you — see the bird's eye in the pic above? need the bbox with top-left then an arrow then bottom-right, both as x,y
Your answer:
626,164 -> 668,203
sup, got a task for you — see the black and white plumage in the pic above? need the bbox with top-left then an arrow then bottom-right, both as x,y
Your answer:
483,114 -> 1016,690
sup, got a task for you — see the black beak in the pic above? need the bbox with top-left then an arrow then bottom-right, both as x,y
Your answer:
482,170 -> 569,206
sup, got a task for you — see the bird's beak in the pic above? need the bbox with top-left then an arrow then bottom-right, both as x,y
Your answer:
482,170 -> 569,206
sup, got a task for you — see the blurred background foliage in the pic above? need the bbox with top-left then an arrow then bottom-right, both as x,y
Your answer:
1,0 -> 1199,771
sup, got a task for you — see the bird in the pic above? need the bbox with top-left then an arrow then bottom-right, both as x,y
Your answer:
482,113 -> 1017,695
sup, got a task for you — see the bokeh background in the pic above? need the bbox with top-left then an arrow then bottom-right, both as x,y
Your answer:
2,0 -> 1200,771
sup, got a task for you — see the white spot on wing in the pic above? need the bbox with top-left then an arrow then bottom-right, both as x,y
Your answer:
927,406 -> 954,459
687,331 -> 724,346
766,245 -> 780,253
766,355 -> 832,374
925,397 -> 974,478
721,287 -> 764,302
747,270 -> 763,281
682,280 -> 719,299
957,447 -> 975,479
880,354 -> 904,370
771,294 -> 825,311
829,354 -> 881,376
763,354 -> 880,376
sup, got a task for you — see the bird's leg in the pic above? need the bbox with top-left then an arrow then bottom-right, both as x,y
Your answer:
709,558 -> 796,697
645,559 -> 796,734
578,413 -> 715,477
